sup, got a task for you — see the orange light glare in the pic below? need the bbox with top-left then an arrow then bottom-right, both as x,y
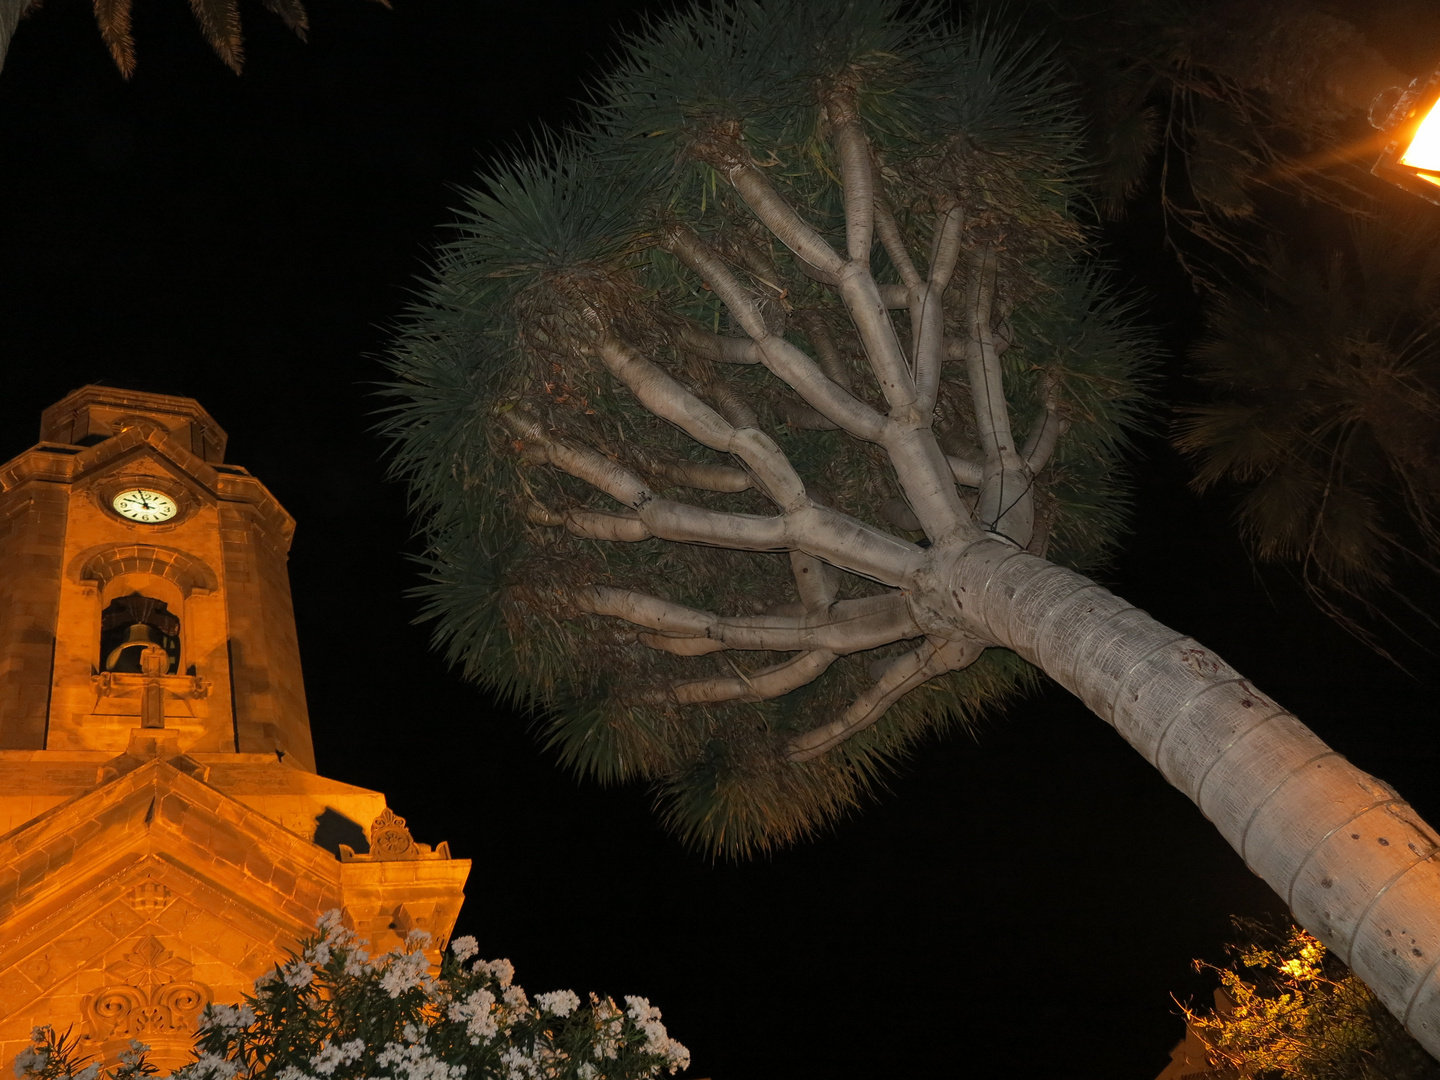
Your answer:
1400,98 -> 1440,174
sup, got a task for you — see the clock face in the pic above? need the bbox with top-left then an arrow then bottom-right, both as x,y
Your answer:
112,488 -> 179,523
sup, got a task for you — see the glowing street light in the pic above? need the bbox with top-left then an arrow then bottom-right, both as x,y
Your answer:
1372,64 -> 1440,204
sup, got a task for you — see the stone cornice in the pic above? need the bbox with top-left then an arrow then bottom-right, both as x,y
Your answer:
0,427 -> 295,548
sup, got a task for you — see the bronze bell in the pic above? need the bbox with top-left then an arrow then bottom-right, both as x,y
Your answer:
104,623 -> 172,674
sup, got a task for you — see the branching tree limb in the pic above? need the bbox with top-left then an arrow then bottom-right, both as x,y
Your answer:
383,0 -> 1440,1057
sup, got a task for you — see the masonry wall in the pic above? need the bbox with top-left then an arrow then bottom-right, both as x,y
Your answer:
0,481 -> 67,750
220,504 -> 315,771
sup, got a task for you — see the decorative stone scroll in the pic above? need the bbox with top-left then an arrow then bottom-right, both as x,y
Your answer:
338,807 -> 451,863
82,936 -> 211,1043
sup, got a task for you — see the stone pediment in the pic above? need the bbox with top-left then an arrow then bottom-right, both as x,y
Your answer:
72,430 -> 217,503
0,746 -> 393,847
0,759 -> 338,1070
0,752 -> 469,1070
0,757 -> 347,954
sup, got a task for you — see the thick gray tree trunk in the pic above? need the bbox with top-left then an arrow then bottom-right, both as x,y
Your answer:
946,540 -> 1440,1057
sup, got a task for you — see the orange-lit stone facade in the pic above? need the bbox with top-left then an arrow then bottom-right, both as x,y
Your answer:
0,388 -> 470,1072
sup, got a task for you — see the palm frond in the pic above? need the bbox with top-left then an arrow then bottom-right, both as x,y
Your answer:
93,0 -> 136,77
185,0 -> 244,74
259,0 -> 309,40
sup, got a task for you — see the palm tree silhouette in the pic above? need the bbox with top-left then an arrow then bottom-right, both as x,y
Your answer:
1176,214 -> 1440,650
1,0 -> 385,78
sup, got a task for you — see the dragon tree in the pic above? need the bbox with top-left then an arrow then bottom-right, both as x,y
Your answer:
382,0 -> 1440,1058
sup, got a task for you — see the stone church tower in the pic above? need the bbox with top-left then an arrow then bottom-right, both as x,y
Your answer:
0,388 -> 470,1070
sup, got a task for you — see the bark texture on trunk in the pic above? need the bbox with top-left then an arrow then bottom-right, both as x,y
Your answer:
945,539 -> 1440,1057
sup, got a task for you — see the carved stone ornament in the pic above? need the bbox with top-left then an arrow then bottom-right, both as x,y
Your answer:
91,672 -> 212,700
125,881 -> 174,915
82,936 -> 211,1043
337,807 -> 451,863
370,807 -> 421,859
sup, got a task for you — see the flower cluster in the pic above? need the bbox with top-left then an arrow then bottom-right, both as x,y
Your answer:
12,912 -> 689,1080
622,1000 -> 688,1073
14,1031 -> 151,1080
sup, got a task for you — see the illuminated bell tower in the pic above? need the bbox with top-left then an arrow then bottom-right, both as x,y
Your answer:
0,388 -> 470,1070
1,387 -> 312,764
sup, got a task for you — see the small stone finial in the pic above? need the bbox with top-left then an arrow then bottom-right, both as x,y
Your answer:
337,808 -> 451,863
369,808 -> 422,860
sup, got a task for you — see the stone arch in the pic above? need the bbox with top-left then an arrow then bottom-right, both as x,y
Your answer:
73,544 -> 219,598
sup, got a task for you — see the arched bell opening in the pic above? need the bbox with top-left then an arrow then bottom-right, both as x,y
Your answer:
100,594 -> 181,675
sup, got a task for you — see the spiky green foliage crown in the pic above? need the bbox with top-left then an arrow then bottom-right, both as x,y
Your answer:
381,0 -> 1150,856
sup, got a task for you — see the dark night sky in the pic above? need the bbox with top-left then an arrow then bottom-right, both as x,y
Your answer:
2,3 -> 1438,1078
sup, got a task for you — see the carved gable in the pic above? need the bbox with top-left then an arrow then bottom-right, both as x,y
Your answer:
0,752 -> 467,1070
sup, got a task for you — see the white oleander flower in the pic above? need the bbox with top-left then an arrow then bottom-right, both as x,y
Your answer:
662,1038 -> 691,1073
623,997 -> 655,1022
447,987 -> 498,1043
376,1041 -> 467,1080
117,1041 -> 150,1068
203,1002 -> 257,1031
343,946 -> 371,977
475,958 -> 514,987
310,1038 -> 365,1076
12,1046 -> 47,1078
314,910 -> 359,952
282,960 -> 315,989
379,949 -> 433,998
623,996 -> 687,1066
498,1046 -> 541,1080
175,1053 -> 241,1080
449,936 -> 478,963
535,989 -> 580,1017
